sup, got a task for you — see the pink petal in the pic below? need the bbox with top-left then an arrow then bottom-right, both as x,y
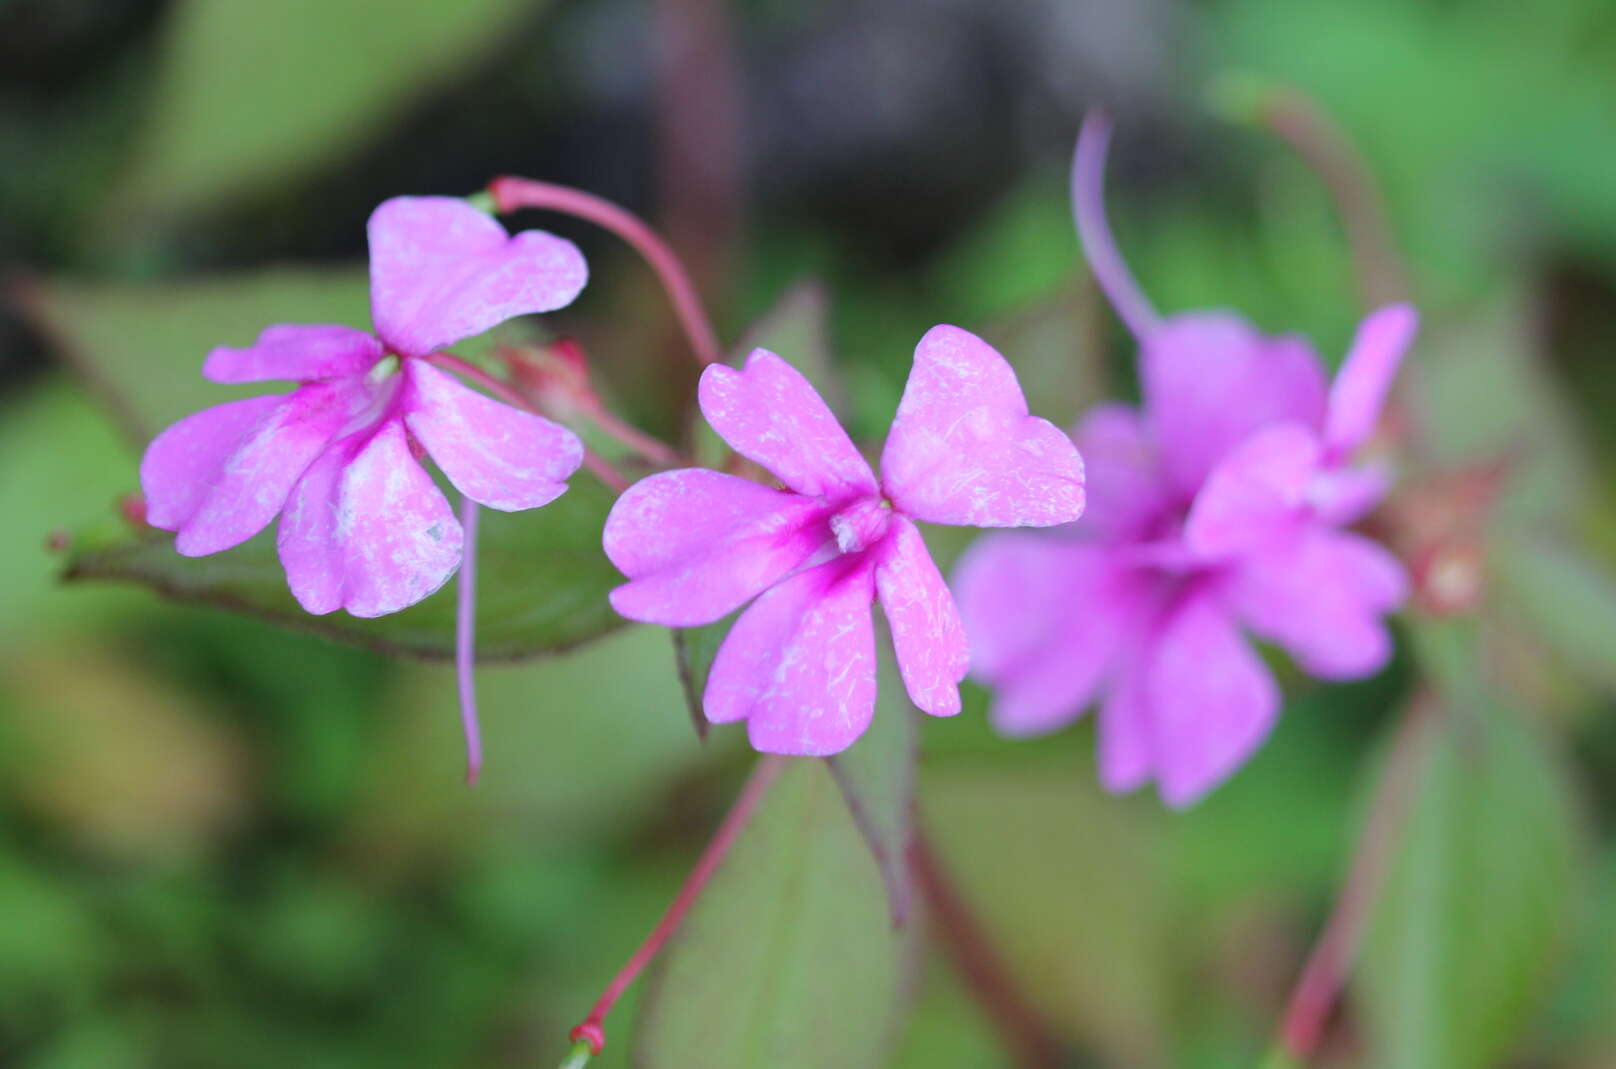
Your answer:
278,420 -> 464,617
604,469 -> 830,627
874,516 -> 968,717
402,360 -> 582,511
1183,423 -> 1321,560
1141,313 -> 1328,497
954,534 -> 1137,737
1227,527 -> 1407,680
704,558 -> 878,755
203,324 -> 383,384
1097,662 -> 1153,793
141,394 -> 287,532
1146,590 -> 1280,807
145,383 -> 356,557
1324,304 -> 1418,460
1072,403 -> 1171,541
698,350 -> 877,501
367,197 -> 588,357
880,325 -> 1085,528
1307,463 -> 1391,526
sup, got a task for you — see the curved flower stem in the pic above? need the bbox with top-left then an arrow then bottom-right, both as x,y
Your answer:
909,826 -> 1066,1069
1071,111 -> 1160,343
488,176 -> 723,368
1244,85 -> 1410,309
579,449 -> 631,493
587,404 -> 680,466
424,352 -> 533,409
424,352 -> 633,494
566,754 -> 788,1059
455,495 -> 484,784
1266,695 -> 1433,1062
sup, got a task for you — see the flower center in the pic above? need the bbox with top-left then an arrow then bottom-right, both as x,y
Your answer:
829,498 -> 892,555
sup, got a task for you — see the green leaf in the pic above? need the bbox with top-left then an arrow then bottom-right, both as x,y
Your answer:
1358,701 -> 1582,1069
114,0 -> 536,217
826,646 -> 918,926
634,758 -> 908,1069
16,269 -> 373,442
671,622 -> 919,924
920,765 -> 1176,1067
1493,536 -> 1616,695
350,624 -> 723,856
61,478 -> 624,663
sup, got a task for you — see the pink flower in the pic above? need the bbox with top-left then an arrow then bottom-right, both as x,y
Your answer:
140,197 -> 589,618
953,114 -> 1417,807
603,326 -> 1086,754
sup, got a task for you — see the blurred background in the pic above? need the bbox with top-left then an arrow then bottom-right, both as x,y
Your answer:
3,0 -> 1616,1066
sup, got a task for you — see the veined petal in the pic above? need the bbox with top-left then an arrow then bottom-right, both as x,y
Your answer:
1141,313 -> 1328,496
1146,590 -> 1279,808
141,394 -> 287,533
403,359 -> 582,511
875,516 -> 968,717
368,197 -> 587,357
203,324 -> 383,384
146,383 -> 355,557
698,350 -> 877,501
278,420 -> 463,617
881,325 -> 1084,529
1073,403 -> 1171,541
604,469 -> 829,627
954,533 -> 1138,737
1228,526 -> 1407,680
705,557 -> 878,756
1324,304 -> 1418,460
1183,423 -> 1321,559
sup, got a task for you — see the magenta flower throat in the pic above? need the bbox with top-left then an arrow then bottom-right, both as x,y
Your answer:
604,325 -> 1086,755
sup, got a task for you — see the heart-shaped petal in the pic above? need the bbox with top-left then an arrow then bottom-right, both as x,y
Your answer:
367,197 -> 587,357
880,325 -> 1085,529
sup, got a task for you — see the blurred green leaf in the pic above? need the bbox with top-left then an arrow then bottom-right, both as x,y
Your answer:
0,380 -> 147,643
672,619 -> 919,923
634,758 -> 908,1069
1493,536 -> 1616,695
1359,699 -> 1581,1069
62,477 -> 624,662
731,278 -> 845,416
349,624 -> 718,859
827,646 -> 919,926
115,0 -> 537,218
921,765 -> 1174,1067
16,269 -> 373,443
1415,291 -> 1590,527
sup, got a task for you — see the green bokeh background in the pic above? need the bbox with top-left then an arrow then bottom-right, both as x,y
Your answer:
2,1 -> 1615,1066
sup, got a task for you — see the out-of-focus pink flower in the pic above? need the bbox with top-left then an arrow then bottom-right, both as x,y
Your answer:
603,326 -> 1085,754
954,113 -> 1417,807
141,197 -> 588,618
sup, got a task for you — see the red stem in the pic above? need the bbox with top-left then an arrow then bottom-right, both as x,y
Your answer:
909,827 -> 1065,1069
1256,88 -> 1410,309
487,177 -> 723,369
568,755 -> 788,1056
1274,696 -> 1432,1059
585,402 -> 680,466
